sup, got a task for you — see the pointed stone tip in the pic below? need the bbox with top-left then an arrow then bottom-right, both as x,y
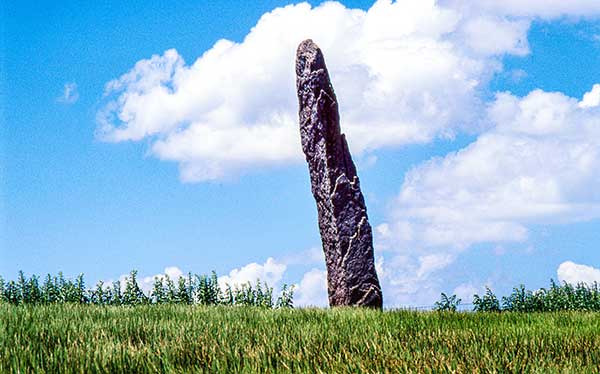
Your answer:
297,39 -> 317,52
296,39 -> 327,77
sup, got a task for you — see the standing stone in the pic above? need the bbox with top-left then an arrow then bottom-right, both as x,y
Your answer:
295,39 -> 383,308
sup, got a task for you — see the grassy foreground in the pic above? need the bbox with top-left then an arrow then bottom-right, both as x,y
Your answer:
3,304 -> 600,373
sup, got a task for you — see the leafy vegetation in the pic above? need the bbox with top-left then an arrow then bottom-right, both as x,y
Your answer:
0,270 -> 294,308
473,287 -> 501,312
473,280 -> 600,312
433,292 -> 461,311
433,279 -> 600,312
3,272 -> 600,371
3,304 -> 600,373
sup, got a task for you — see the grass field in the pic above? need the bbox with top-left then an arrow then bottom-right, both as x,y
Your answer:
3,304 -> 600,373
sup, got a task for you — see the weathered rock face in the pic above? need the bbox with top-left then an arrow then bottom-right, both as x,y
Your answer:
295,39 -> 383,308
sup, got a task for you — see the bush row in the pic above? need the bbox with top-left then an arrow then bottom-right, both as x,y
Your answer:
435,280 -> 600,312
0,270 -> 294,308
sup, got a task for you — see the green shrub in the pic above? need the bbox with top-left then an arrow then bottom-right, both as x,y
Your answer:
472,280 -> 600,312
473,287 -> 500,312
434,292 -> 461,311
1,270 -> 294,309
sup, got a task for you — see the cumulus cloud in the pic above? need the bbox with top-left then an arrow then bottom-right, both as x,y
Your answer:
383,86 -> 600,252
138,266 -> 184,293
58,82 -> 79,104
96,0 -> 538,181
579,84 -> 600,108
110,260 -> 287,295
216,253 -> 330,306
375,251 -> 457,306
95,0 -> 600,305
102,253 -> 330,305
99,0 -> 600,181
557,261 -> 600,285
279,247 -> 325,266
452,282 -> 480,303
294,268 -> 328,307
456,0 -> 600,19
375,85 -> 600,304
218,257 -> 286,289
458,16 -> 529,56
103,266 -> 185,294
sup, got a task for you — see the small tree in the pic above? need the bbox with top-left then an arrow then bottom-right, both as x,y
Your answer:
74,274 -> 88,304
41,274 -> 58,304
109,280 -> 122,305
91,281 -> 107,305
17,271 -> 28,304
186,273 -> 195,303
434,293 -> 461,312
276,284 -> 294,309
234,283 -> 258,306
151,276 -> 166,304
56,272 -> 69,303
197,272 -> 221,305
209,271 -> 221,305
473,287 -> 500,312
255,280 -> 274,308
196,274 -> 209,304
176,276 -> 190,304
27,275 -> 42,304
123,270 -> 147,305
502,285 -> 533,312
221,283 -> 234,306
5,281 -> 19,304
164,275 -> 177,303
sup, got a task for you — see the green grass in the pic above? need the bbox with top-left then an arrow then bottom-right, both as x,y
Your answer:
2,304 -> 600,373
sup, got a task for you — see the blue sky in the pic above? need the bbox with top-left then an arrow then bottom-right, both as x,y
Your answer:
3,0 -> 600,306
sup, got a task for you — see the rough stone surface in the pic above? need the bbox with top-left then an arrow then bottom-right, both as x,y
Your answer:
295,39 -> 383,308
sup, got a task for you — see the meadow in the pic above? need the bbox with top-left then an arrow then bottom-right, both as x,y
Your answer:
3,304 -> 600,373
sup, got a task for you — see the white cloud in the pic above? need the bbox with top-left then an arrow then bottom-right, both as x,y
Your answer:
218,257 -> 286,289
383,86 -> 600,252
294,268 -> 328,307
58,82 -> 79,104
557,261 -> 600,285
509,69 -> 528,83
579,84 -> 600,108
220,251 -> 456,308
101,266 -> 185,294
417,254 -> 455,278
279,247 -> 325,266
452,282 -> 479,303
376,85 -> 600,305
375,251 -> 456,306
94,0 -> 600,305
101,254 -> 326,305
97,0 -> 537,181
139,266 -> 184,293
216,254 -> 328,306
98,1 -> 600,182
457,0 -> 600,19
109,260 -> 287,296
459,16 -> 529,56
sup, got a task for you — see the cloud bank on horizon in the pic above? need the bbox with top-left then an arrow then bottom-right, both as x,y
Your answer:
97,0 -> 600,306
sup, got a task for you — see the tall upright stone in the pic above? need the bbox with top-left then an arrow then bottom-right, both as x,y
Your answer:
295,39 -> 383,308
